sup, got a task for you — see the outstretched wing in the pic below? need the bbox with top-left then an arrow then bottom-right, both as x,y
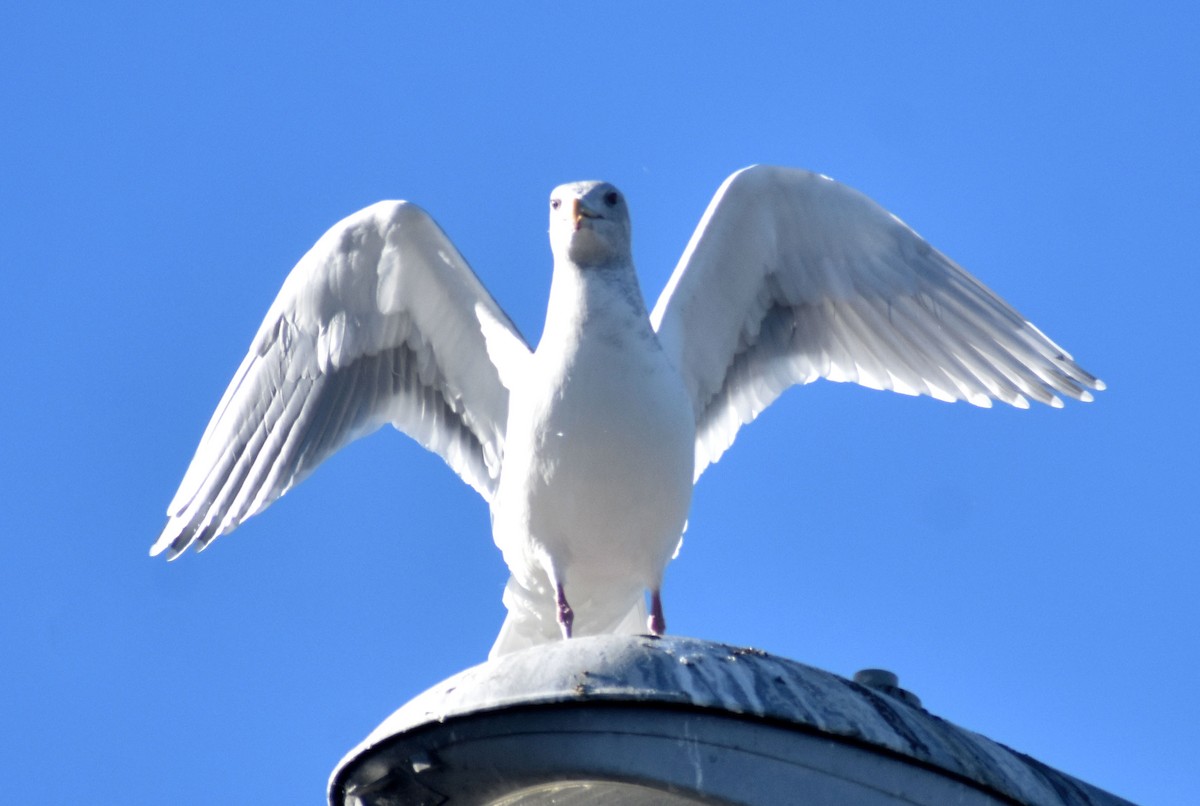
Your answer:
153,201 -> 530,559
650,165 -> 1103,481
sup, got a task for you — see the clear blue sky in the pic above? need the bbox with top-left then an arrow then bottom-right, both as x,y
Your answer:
3,4 -> 1195,804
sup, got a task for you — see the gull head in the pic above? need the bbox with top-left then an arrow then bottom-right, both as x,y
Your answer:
548,181 -> 632,268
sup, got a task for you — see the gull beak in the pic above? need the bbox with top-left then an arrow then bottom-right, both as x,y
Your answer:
572,198 -> 599,230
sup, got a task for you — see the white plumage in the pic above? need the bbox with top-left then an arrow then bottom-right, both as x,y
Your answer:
153,166 -> 1103,657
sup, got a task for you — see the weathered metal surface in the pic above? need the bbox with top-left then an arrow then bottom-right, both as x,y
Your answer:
330,634 -> 1134,806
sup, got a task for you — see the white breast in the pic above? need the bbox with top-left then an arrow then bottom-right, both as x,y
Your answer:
491,263 -> 695,630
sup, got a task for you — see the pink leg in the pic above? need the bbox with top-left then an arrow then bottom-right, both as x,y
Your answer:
647,589 -> 666,635
555,582 -> 574,639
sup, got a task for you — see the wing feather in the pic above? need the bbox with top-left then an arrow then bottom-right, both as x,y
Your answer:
650,165 -> 1103,480
153,201 -> 530,558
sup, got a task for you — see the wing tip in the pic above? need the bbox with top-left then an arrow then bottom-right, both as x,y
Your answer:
970,394 -> 993,409
149,539 -> 182,561
149,529 -> 171,559
151,519 -> 196,561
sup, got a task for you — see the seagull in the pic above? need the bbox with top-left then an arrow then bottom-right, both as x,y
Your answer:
153,165 -> 1103,657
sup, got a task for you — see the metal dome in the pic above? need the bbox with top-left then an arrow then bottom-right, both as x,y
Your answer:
330,635 -> 1133,806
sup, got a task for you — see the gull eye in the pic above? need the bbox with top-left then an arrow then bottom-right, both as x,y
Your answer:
550,198 -> 561,210
603,191 -> 620,207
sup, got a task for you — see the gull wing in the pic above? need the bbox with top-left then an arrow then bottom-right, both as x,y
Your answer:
153,201 -> 530,558
650,165 -> 1103,481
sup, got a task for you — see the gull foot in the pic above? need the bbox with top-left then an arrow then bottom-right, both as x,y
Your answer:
647,589 -> 666,635
555,583 -> 574,639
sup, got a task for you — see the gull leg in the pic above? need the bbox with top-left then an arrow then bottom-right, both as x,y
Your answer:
555,582 -> 574,639
647,589 -> 666,635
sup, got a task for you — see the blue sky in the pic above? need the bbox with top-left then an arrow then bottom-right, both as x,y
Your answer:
2,4 -> 1195,803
